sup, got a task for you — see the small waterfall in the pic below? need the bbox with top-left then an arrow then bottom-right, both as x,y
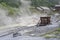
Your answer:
20,0 -> 31,16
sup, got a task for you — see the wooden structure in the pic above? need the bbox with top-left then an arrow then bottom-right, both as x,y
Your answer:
55,5 -> 60,12
37,17 -> 51,26
37,6 -> 50,14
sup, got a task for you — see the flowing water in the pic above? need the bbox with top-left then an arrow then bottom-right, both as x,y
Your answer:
20,0 -> 31,15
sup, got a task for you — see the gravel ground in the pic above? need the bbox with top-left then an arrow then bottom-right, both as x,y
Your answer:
0,34 -> 60,40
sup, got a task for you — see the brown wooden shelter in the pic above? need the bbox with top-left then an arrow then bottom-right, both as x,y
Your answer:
55,5 -> 60,12
37,17 -> 51,26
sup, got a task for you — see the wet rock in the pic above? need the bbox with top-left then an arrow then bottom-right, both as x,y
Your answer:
13,33 -> 21,37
